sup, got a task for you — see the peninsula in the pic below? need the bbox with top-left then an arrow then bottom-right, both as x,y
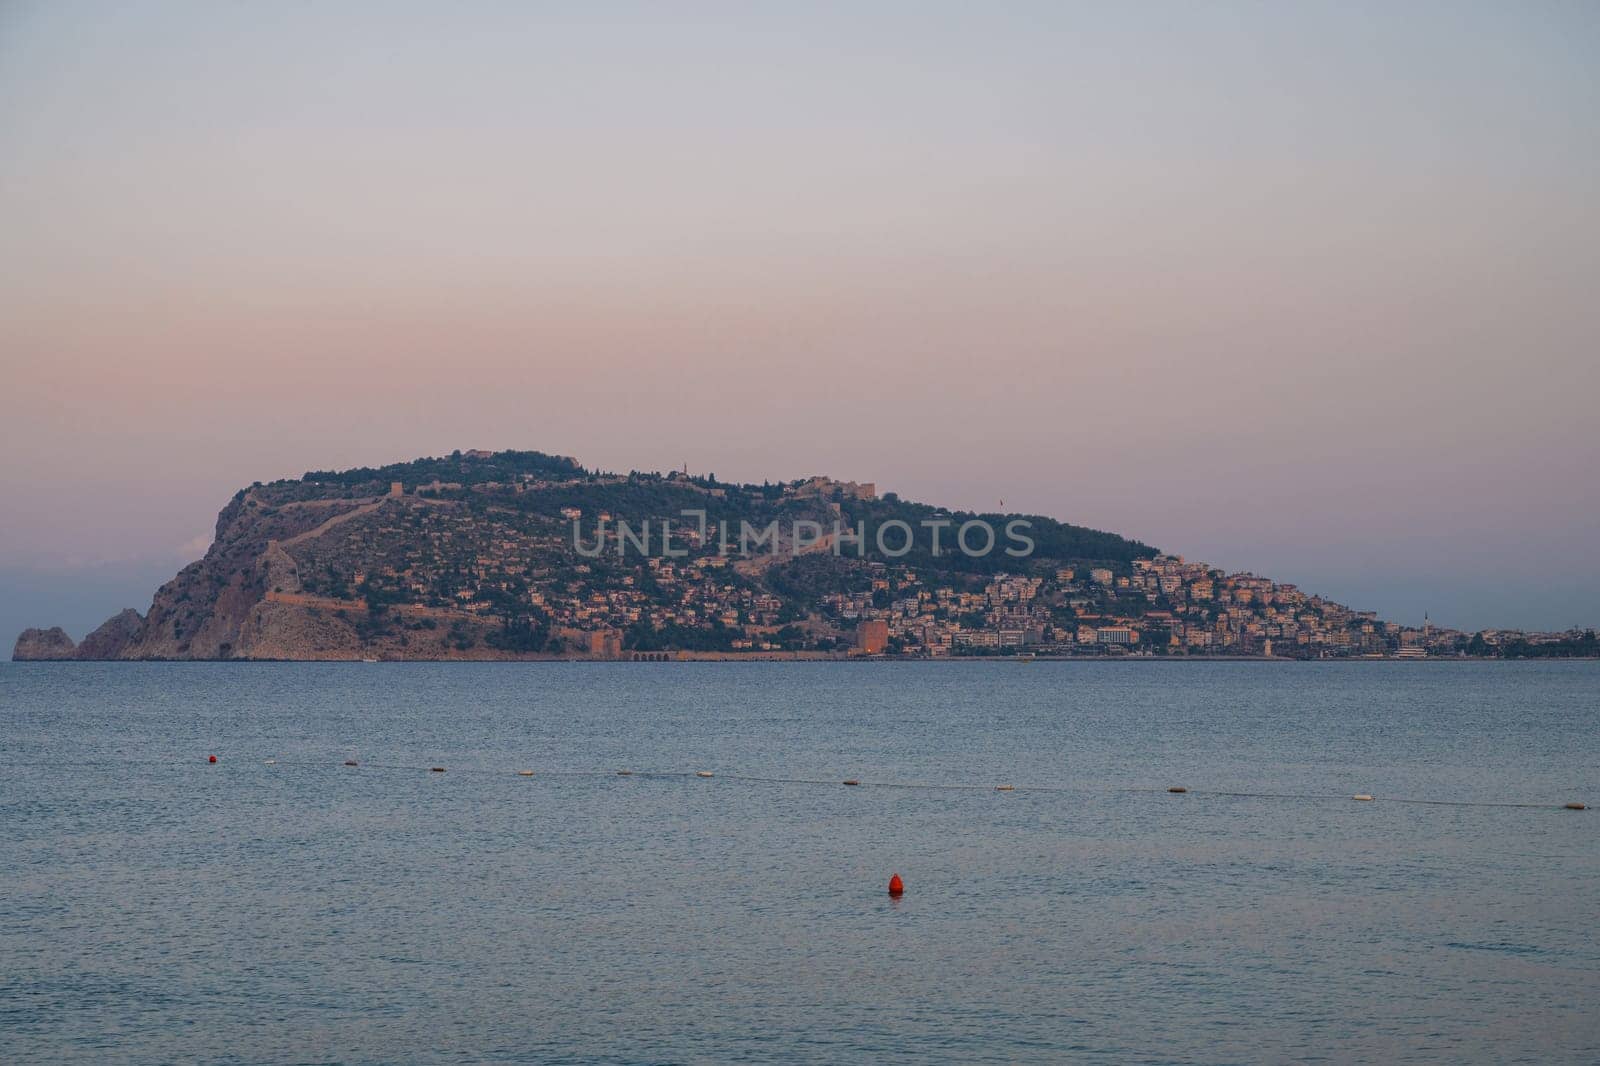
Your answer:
13,450 -> 1594,661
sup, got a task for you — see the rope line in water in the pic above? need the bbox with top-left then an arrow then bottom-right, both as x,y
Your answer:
2,755 -> 1583,810
267,758 -> 1585,811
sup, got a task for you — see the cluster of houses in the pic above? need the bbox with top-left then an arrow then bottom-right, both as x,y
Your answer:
836,555 -> 1482,658
296,502 -> 823,653
290,477 -> 1533,658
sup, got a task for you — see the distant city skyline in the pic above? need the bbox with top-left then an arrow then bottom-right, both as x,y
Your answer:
2,1 -> 1597,637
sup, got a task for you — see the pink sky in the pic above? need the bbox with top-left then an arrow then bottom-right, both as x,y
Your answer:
2,2 -> 1597,633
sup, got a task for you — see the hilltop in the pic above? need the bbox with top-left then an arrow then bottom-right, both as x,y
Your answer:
13,449 -> 1568,661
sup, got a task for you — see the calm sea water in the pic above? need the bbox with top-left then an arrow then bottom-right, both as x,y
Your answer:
1,661 -> 1596,1064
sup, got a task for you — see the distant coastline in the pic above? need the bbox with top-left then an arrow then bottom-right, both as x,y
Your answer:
15,449 -> 1594,664
10,653 -> 1596,665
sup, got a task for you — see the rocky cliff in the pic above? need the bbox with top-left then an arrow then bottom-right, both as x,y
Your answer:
75,608 -> 147,659
12,626 -> 78,660
12,452 -> 642,660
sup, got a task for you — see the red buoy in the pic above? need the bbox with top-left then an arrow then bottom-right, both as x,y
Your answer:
208,755 -> 217,764
888,873 -> 904,897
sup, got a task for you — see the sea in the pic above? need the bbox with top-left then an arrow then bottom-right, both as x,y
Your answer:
1,660 -> 1596,1064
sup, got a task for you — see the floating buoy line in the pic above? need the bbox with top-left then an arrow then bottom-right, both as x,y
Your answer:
192,757 -> 1590,812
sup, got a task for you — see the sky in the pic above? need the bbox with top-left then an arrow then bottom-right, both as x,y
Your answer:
1,0 -> 1597,639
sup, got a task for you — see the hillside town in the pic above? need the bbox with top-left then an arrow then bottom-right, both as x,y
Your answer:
17,451 -> 1593,662
263,456 -> 1581,660
829,556 -> 1553,659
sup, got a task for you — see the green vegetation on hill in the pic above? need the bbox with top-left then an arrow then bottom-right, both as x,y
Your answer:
301,449 -> 584,490
1497,631 -> 1598,658
285,452 -> 1155,581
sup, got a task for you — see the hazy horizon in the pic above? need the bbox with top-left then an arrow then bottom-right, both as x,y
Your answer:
3,1 -> 1597,638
